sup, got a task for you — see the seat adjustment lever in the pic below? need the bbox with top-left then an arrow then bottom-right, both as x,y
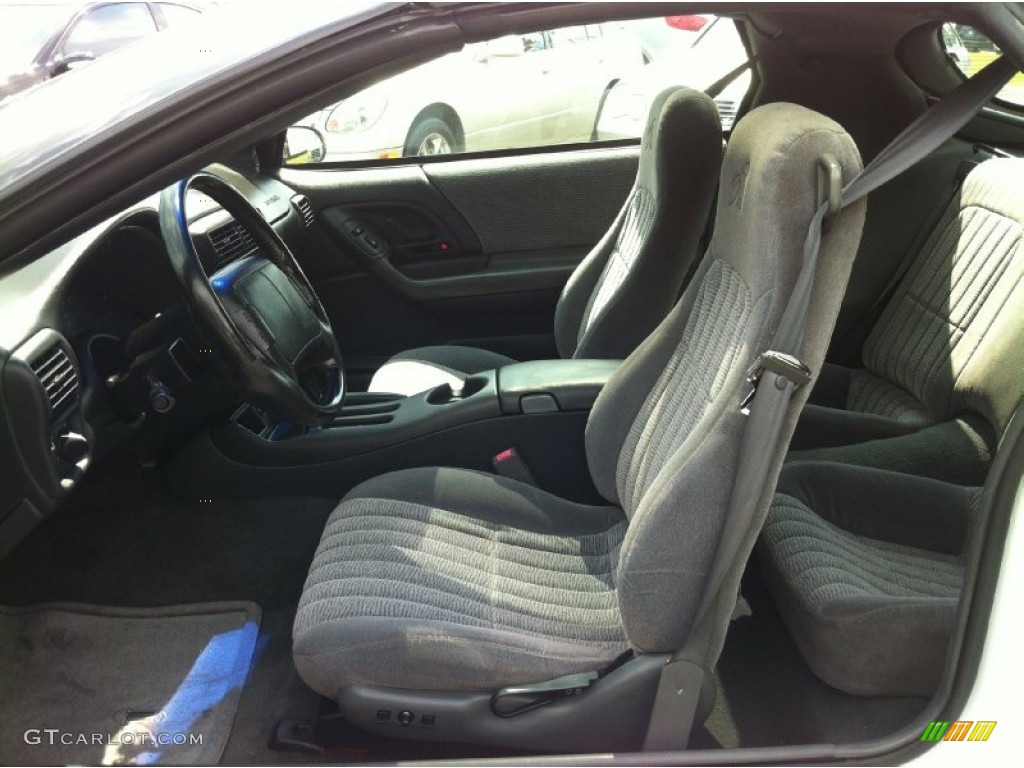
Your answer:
490,670 -> 599,717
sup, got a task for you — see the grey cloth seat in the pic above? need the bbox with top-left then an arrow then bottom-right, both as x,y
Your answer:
759,461 -> 979,697
791,158 -> 1024,473
295,102 -> 868,703
367,86 -> 724,396
294,467 -> 629,692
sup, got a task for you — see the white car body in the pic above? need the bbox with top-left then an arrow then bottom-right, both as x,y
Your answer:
309,25 -> 645,161
597,16 -> 752,137
907,475 -> 1024,767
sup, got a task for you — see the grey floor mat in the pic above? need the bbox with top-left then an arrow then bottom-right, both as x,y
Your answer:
0,601 -> 261,766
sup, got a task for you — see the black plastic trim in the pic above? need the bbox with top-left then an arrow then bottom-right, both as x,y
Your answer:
294,137 -> 641,171
164,409 -> 602,504
339,654 -> 668,753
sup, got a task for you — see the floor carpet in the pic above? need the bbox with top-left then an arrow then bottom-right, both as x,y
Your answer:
0,601 -> 260,766
0,456 -> 336,765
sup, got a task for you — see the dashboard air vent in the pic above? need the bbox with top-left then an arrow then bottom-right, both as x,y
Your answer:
209,220 -> 258,267
292,195 -> 315,228
31,344 -> 79,414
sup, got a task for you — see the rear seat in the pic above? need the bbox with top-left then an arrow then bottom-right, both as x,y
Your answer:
758,461 -> 980,696
758,157 -> 1024,698
788,157 -> 1024,484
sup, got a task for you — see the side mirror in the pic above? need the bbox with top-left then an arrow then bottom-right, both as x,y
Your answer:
477,35 -> 525,62
283,125 -> 327,165
50,52 -> 96,76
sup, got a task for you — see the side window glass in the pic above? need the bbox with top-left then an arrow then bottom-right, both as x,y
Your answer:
286,15 -> 750,166
941,23 -> 1024,107
600,16 -> 749,134
61,3 -> 157,60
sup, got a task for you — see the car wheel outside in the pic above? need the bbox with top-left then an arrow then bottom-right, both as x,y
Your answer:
405,117 -> 456,156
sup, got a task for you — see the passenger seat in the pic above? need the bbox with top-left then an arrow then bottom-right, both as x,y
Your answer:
758,460 -> 980,696
789,158 -> 1024,483
368,87 -> 724,396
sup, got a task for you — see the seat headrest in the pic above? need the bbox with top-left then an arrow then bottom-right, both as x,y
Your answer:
961,156 -> 1024,220
712,102 -> 863,293
637,86 -> 722,194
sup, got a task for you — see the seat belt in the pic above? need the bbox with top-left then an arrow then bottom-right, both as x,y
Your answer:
643,54 -> 1018,752
704,57 -> 757,100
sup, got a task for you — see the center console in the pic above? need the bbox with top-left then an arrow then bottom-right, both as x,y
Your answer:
165,358 -> 620,502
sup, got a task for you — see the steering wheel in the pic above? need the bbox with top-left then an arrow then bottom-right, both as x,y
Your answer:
159,169 -> 344,427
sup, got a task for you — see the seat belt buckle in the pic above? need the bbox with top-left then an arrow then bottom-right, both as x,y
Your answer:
492,447 -> 539,486
490,670 -> 599,717
741,350 -> 812,414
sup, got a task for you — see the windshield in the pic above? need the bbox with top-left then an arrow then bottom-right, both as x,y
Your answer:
0,4 -> 73,72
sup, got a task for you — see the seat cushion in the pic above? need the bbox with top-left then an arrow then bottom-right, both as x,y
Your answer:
758,462 -> 978,696
367,345 -> 518,396
846,368 -> 934,426
293,467 -> 629,697
792,366 -> 995,485
787,413 -> 994,486
799,363 -> 934,447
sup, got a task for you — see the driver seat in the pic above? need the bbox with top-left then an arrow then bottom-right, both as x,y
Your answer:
367,86 -> 724,396
293,103 -> 867,751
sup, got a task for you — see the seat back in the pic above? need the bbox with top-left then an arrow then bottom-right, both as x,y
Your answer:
554,87 -> 723,360
585,103 -> 867,652
859,158 -> 1024,435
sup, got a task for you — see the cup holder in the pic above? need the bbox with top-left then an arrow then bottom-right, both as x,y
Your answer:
426,374 -> 488,405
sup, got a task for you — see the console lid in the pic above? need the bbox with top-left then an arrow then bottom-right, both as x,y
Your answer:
497,359 -> 621,415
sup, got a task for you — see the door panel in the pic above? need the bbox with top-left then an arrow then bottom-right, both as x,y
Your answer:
422,150 -> 635,254
277,146 -> 637,389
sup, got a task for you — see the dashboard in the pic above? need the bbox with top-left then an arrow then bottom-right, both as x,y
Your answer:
0,164 -> 315,557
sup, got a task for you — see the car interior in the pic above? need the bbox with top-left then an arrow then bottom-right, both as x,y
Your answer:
0,3 -> 1022,766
